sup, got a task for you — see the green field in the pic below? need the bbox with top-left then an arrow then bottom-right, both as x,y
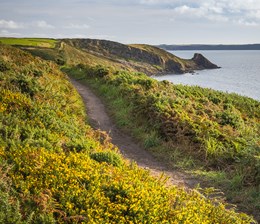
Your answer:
0,38 -> 57,48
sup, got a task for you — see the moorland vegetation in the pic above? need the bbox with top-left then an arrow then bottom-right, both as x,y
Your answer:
0,38 -> 258,223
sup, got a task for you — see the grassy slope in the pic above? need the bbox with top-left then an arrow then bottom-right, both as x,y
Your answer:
0,38 -> 57,48
60,42 -> 128,70
2,38 -> 213,75
59,40 -> 165,74
5,38 -> 135,72
66,65 -> 260,221
0,44 -> 254,223
65,39 -> 198,74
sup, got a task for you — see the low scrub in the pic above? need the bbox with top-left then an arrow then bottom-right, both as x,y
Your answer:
66,64 -> 260,220
70,65 -> 260,181
0,45 -> 255,223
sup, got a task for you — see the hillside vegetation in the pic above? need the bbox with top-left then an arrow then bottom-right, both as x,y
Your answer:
0,44 -> 255,223
66,64 -> 260,221
1,37 -> 219,75
0,38 -> 57,48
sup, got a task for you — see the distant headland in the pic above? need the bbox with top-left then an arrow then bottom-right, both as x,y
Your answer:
0,37 -> 219,75
158,44 -> 260,51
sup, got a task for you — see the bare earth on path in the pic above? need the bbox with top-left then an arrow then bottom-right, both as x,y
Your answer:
71,79 -> 200,188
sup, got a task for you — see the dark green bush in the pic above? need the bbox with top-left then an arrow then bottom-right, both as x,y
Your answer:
0,60 -> 10,72
32,70 -> 43,77
90,151 -> 123,167
56,58 -> 65,66
94,65 -> 109,77
217,109 -> 243,128
11,74 -> 40,97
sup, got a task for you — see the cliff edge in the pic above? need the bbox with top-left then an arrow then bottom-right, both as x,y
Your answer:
62,39 -> 219,75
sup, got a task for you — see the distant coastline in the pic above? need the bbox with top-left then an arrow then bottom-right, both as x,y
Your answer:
158,44 -> 260,51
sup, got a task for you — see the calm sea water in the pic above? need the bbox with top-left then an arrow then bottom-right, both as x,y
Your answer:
154,50 -> 260,101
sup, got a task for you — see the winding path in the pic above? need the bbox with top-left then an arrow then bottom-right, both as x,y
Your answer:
71,79 -> 199,188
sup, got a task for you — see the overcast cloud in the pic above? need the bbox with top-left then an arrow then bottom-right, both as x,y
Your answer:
0,0 -> 259,44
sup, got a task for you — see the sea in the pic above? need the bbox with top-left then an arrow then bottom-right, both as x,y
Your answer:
153,50 -> 260,101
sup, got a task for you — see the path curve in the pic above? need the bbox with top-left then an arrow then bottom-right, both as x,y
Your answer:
71,79 -> 199,188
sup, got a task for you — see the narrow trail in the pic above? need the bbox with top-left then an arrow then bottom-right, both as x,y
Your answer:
71,79 -> 200,188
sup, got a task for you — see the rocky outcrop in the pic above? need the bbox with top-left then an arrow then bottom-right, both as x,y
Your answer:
192,53 -> 220,69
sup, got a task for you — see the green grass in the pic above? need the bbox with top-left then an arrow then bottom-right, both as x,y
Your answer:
0,38 -> 57,48
66,64 -> 260,222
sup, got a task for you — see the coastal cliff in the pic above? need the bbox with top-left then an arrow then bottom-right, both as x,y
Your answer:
1,37 -> 219,75
62,39 -> 219,75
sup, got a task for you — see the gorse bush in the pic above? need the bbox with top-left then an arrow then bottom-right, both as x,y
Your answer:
10,73 -> 40,97
90,151 -> 123,167
0,45 -> 256,223
0,60 -> 10,72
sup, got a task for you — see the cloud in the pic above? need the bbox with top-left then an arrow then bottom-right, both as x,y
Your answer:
139,0 -> 203,7
88,34 -> 116,40
64,23 -> 90,29
140,0 -> 260,24
223,0 -> 260,11
34,20 -> 55,29
0,0 -> 259,44
0,29 -> 21,36
32,33 -> 49,37
237,19 -> 258,26
0,19 -> 24,29
248,10 -> 260,20
139,0 -> 260,9
139,0 -> 178,5
172,4 -> 228,22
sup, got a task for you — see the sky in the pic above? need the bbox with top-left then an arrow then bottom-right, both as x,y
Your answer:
0,0 -> 260,44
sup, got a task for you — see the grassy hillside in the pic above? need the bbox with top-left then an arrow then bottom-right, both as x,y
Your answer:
63,39 -> 219,74
0,45 -> 255,223
1,37 -> 218,75
0,38 -> 57,48
66,64 -> 260,221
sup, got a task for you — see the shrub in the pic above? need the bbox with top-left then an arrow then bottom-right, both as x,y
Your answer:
90,151 -> 123,167
93,65 -> 109,77
11,74 -> 40,97
0,60 -> 10,72
56,58 -> 65,66
216,109 -> 243,128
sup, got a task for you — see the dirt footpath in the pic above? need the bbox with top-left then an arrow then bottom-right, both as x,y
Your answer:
71,79 -> 199,188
